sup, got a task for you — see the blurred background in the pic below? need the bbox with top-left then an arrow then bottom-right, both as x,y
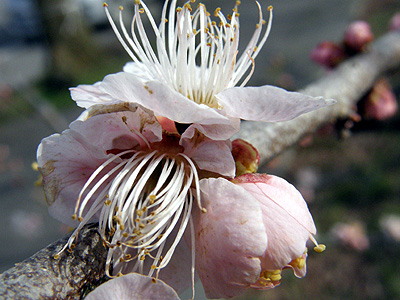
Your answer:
0,0 -> 399,299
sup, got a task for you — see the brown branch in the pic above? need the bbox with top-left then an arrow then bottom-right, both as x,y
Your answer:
0,224 -> 107,299
1,30 -> 399,299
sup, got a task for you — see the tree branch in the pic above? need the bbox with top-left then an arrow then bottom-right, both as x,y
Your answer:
234,31 -> 400,164
1,30 -> 399,299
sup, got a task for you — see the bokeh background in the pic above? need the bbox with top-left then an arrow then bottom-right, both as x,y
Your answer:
1,0 -> 400,299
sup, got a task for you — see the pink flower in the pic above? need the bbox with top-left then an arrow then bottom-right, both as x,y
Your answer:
192,173 -> 324,299
71,1 -> 333,141
37,103 -> 235,281
85,273 -> 181,300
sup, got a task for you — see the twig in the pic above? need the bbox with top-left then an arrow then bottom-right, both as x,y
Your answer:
234,31 -> 400,164
0,30 -> 399,299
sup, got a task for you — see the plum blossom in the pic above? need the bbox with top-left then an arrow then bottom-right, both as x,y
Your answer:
193,173 -> 325,299
70,0 -> 334,141
37,103 -> 235,281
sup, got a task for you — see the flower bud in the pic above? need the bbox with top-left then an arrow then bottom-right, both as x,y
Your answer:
389,13 -> 400,31
310,41 -> 346,69
362,78 -> 398,120
344,21 -> 374,52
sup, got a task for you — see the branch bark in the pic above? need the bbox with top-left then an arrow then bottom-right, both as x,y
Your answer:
1,30 -> 400,299
235,31 -> 400,164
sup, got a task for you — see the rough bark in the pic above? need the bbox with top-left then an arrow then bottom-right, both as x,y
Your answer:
0,30 -> 399,299
0,224 -> 107,299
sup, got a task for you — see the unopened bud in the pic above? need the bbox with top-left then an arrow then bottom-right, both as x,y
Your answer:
344,21 -> 374,52
310,41 -> 346,69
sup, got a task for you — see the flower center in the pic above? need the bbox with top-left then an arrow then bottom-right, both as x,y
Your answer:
103,0 -> 273,108
57,144 -> 201,278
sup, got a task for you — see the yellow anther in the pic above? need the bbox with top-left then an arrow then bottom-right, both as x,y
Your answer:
53,254 -> 60,259
103,3 -> 108,7
193,28 -> 197,34
152,278 -> 157,283
140,255 -> 146,261
122,232 -> 128,238
139,8 -> 145,13
119,257 -> 125,262
184,3 -> 192,12
71,214 -> 77,220
31,162 -> 39,171
151,264 -> 157,270
235,13 -> 240,17
164,18 -> 168,23
211,21 -> 216,26
227,14 -> 232,21
136,210 -> 143,217
77,216 -> 83,222
260,269 -> 282,283
290,255 -> 306,270
201,208 -> 207,213
236,0 -> 241,6
134,0 -> 141,5
104,200 -> 111,206
119,6 -> 123,11
214,8 -> 221,17
233,7 -> 238,12
268,5 -> 273,11
256,24 -> 260,29
119,224 -> 125,230
116,272 -> 123,277
176,7 -> 182,12
262,20 -> 266,25
70,244 -> 76,250
149,194 -> 156,202
139,223 -> 145,229
314,244 -> 326,253
125,254 -> 131,259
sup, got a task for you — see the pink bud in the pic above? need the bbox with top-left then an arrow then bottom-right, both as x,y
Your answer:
363,78 -> 398,120
344,21 -> 374,52
389,13 -> 400,31
310,41 -> 346,69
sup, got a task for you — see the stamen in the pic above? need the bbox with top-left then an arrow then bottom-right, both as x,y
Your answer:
309,234 -> 326,253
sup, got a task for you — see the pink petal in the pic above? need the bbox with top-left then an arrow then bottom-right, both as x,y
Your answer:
193,178 -> 268,299
234,174 -> 316,271
216,85 -> 335,122
37,110 -> 162,226
180,137 -> 235,177
85,273 -> 181,300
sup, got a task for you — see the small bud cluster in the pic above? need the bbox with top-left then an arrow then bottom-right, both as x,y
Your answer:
311,16 -> 398,122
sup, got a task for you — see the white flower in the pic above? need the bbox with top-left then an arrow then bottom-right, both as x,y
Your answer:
71,0 -> 334,140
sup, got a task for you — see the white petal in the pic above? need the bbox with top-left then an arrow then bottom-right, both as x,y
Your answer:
70,82 -> 117,109
98,72 -> 231,125
216,85 -> 335,122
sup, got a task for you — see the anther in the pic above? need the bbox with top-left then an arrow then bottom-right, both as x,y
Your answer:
214,8 -> 221,17
71,214 -> 77,220
103,2 -> 108,7
314,244 -> 326,253
119,6 -> 123,11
